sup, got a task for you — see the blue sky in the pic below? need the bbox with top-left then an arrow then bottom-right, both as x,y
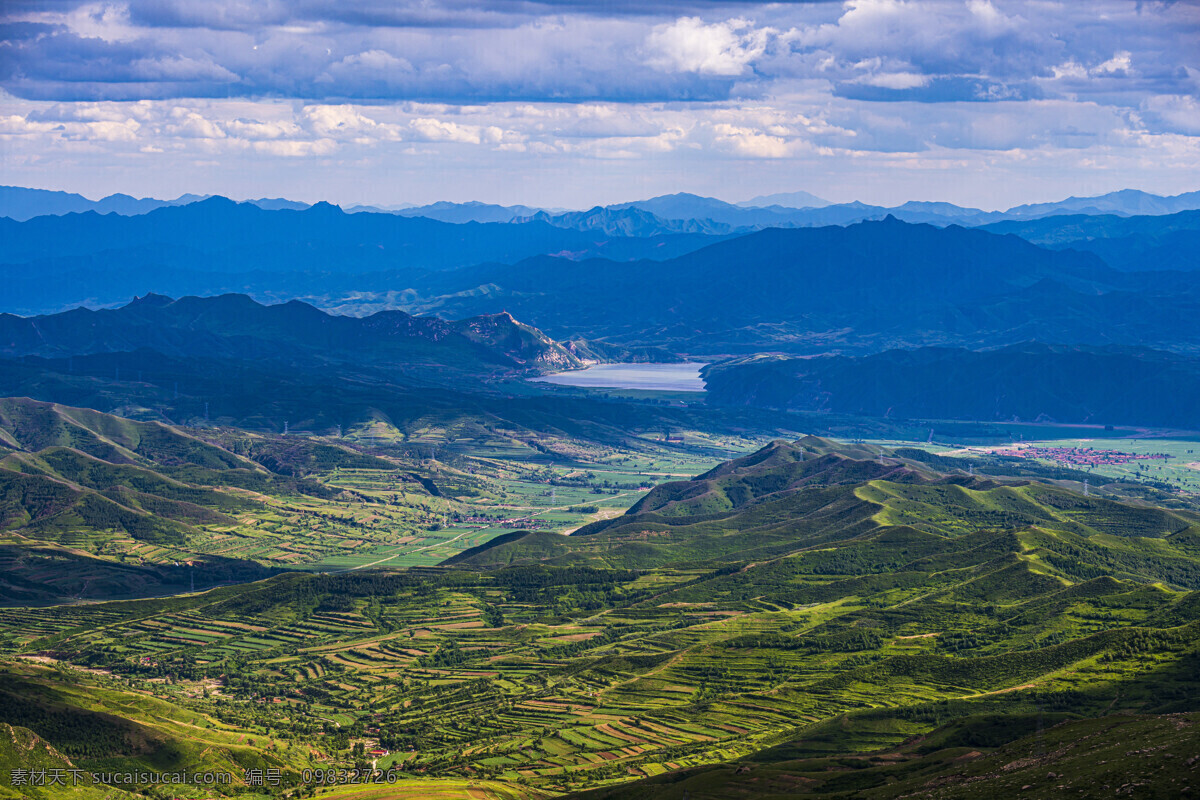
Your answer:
1,0 -> 1197,209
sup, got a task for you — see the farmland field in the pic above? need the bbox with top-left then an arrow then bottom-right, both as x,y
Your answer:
3,435 -> 1198,798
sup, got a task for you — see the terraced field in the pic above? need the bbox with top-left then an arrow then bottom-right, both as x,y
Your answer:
2,437 -> 1198,798
0,398 -> 744,603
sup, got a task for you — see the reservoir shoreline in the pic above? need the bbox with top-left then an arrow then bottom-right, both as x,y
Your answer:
531,362 -> 708,392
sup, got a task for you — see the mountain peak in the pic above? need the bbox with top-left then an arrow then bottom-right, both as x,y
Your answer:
737,189 -> 830,209
124,293 -> 175,309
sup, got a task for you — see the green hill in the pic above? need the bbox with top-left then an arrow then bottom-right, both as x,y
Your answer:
0,661 -> 307,797
447,438 -> 1200,573
564,711 -> 1200,799
0,398 -> 430,603
2,435 -> 1198,797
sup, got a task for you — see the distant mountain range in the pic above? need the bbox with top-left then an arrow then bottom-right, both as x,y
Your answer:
0,292 -> 585,378
737,189 -> 831,208
3,204 -> 1199,354
981,209 -> 1200,271
7,185 -> 1200,230
0,295 -> 789,448
0,198 -> 729,313
0,185 -> 308,221
407,216 -> 1200,353
703,343 -> 1200,429
2,185 -> 1200,349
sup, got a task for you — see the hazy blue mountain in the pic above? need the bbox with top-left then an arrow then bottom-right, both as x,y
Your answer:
343,202 -> 416,213
610,192 -> 807,227
982,209 -> 1200,245
0,186 -> 173,220
0,293 -> 585,376
521,206 -> 738,236
0,185 -> 315,220
737,189 -> 830,208
703,342 -> 1200,429
394,200 -> 544,223
0,199 -> 739,314
609,189 -> 1200,231
981,209 -> 1200,271
1004,188 -> 1200,218
609,194 -> 995,229
411,216 -> 1133,352
245,197 -> 310,211
1075,229 -> 1200,272
0,197 -> 729,276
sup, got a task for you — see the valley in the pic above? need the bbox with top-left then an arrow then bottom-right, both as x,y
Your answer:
7,0 -> 1200,794
1,436 -> 1198,799
2,188 -> 1200,800
0,398 -> 750,604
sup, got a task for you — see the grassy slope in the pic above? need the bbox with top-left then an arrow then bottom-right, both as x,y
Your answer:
564,711 -> 1200,799
0,660 -> 305,798
450,438 -> 1200,575
1,437 -> 1198,796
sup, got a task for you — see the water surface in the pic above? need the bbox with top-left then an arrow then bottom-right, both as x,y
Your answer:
532,362 -> 707,392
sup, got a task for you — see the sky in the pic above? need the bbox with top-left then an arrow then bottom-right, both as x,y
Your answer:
1,0 -> 1198,210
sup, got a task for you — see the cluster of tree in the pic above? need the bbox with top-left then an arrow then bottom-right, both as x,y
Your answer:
0,689 -> 138,759
722,628 -> 884,653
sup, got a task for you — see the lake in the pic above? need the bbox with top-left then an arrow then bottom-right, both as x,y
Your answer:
531,362 -> 708,392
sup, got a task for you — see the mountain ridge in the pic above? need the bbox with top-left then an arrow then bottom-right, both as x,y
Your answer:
0,292 -> 585,377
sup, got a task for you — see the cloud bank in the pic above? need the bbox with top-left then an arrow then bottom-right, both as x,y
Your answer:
1,0 -> 1197,207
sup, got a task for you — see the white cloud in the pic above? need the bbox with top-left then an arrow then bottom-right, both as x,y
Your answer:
409,117 -> 481,144
335,50 -> 413,73
87,118 -> 141,141
166,108 -> 224,138
302,105 -> 399,140
1091,51 -> 1132,77
646,17 -> 772,76
127,55 -> 238,82
252,138 -> 337,157
224,118 -> 301,140
1143,94 -> 1200,136
0,0 -> 1197,210
710,123 -> 790,157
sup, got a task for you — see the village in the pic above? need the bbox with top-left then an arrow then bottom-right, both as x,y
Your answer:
990,445 -> 1174,468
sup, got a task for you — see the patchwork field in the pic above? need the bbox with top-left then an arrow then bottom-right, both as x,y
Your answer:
3,418 -> 1199,798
